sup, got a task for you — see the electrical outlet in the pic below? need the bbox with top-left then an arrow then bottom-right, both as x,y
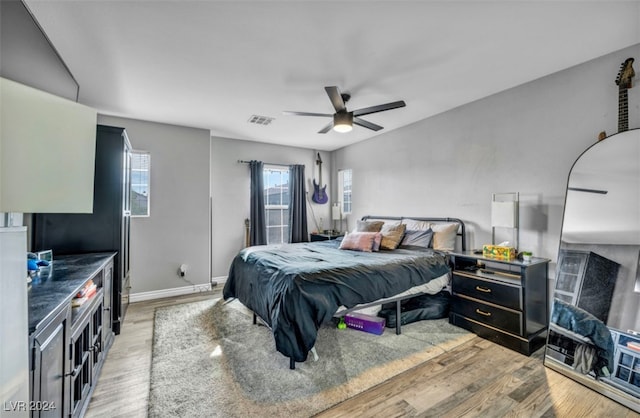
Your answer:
178,263 -> 188,277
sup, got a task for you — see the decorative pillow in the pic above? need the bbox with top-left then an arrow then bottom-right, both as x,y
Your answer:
401,228 -> 434,248
402,218 -> 431,231
372,232 -> 383,251
430,222 -> 458,251
380,223 -> 406,250
356,220 -> 384,232
339,232 -> 378,252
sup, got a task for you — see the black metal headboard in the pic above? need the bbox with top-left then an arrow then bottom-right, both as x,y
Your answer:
361,215 -> 466,251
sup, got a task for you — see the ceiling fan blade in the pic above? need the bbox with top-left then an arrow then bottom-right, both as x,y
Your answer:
283,111 -> 332,117
353,117 -> 383,131
353,100 -> 406,117
325,86 -> 346,112
317,122 -> 333,134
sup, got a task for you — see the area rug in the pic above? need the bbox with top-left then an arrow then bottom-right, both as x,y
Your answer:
148,298 -> 474,418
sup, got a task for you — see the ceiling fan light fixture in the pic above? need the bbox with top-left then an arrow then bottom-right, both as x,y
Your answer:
333,112 -> 353,133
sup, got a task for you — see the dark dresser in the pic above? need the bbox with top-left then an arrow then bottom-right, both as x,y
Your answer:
449,252 -> 550,355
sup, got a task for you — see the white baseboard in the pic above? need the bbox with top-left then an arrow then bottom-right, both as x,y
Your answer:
210,275 -> 227,287
130,276 -> 228,303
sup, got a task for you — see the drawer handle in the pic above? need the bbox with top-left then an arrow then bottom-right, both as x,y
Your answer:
475,286 -> 492,293
475,308 -> 492,317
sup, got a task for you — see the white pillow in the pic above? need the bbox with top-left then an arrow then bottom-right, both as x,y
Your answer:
430,222 -> 458,251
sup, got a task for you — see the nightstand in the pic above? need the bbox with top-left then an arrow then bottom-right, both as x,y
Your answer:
449,252 -> 549,355
310,232 -> 344,242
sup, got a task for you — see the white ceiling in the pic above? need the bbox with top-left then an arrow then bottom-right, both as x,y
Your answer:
24,1 -> 640,151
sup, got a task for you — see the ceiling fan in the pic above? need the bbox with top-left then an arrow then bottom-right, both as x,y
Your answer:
283,86 -> 406,134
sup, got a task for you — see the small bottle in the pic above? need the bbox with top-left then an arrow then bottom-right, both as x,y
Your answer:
337,318 -> 347,330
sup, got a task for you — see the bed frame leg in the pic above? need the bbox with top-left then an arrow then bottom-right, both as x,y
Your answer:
289,358 -> 295,370
253,312 -> 257,325
396,300 -> 402,335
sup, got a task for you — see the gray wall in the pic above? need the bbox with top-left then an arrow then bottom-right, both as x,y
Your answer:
103,43 -> 639,294
210,137 -> 331,279
332,44 -> 640,274
0,0 -> 78,101
98,115 -> 211,294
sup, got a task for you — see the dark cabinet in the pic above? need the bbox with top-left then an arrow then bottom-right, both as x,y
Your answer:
449,252 -> 550,355
31,306 -> 71,418
69,289 -> 105,418
29,254 -> 115,418
69,320 -> 91,417
102,262 -> 114,347
33,125 -> 132,334
554,250 -> 620,323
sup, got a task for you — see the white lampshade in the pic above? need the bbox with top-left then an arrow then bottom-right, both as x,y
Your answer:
491,201 -> 517,228
332,203 -> 342,221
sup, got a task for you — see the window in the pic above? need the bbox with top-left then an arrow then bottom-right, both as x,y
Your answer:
130,151 -> 150,217
264,166 -> 289,244
338,169 -> 352,214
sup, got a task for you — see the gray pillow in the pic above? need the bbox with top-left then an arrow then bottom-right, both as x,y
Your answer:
401,228 -> 433,248
356,220 -> 384,232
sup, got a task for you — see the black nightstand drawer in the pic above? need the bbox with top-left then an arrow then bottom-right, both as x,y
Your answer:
452,273 -> 522,310
310,233 -> 343,242
452,296 -> 522,335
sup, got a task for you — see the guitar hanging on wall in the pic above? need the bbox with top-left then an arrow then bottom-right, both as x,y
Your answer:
312,152 -> 328,204
615,57 -> 635,134
598,57 -> 635,141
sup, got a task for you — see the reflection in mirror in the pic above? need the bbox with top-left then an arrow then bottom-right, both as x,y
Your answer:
544,129 -> 640,413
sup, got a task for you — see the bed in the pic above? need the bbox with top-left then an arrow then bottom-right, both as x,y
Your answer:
223,216 -> 466,369
547,298 -> 615,377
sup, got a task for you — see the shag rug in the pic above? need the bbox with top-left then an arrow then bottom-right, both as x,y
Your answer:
148,298 -> 474,417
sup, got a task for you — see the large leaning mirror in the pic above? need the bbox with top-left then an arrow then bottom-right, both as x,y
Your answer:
544,128 -> 640,412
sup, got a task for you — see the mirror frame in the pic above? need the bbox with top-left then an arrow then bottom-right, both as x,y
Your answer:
544,129 -> 640,413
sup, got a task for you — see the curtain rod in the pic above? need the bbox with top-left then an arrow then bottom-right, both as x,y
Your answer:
237,159 -> 290,166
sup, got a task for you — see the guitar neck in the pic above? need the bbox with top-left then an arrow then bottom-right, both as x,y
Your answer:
619,88 -> 629,133
316,154 -> 323,185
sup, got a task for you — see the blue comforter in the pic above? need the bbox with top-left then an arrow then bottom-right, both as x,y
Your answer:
223,240 -> 450,362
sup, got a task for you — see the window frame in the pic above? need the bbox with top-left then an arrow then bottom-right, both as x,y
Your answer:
338,168 -> 352,215
130,150 -> 150,217
263,165 -> 290,244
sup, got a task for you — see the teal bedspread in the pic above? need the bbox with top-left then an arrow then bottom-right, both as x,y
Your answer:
223,240 -> 450,362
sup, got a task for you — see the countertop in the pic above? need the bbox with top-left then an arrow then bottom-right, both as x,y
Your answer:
28,252 -> 116,334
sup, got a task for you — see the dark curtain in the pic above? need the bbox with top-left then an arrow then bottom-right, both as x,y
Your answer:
249,160 -> 266,246
288,164 -> 308,243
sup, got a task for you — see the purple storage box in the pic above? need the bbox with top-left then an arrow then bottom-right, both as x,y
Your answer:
344,312 -> 385,335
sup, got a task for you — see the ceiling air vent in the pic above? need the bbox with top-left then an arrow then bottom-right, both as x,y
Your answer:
248,115 -> 275,126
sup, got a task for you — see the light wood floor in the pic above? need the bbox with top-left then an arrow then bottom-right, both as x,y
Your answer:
86,288 -> 640,418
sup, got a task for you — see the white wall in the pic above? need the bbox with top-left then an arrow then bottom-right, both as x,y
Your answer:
332,44 -> 640,274
210,137 -> 331,280
98,115 -> 211,294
